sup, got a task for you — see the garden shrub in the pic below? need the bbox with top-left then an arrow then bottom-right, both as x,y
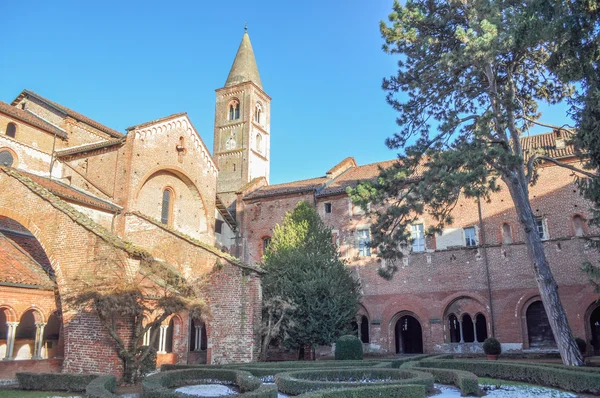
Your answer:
142,368 -> 277,397
295,384 -> 426,398
482,337 -> 501,355
225,360 -> 387,378
416,359 -> 600,395
275,368 -> 434,396
85,375 -> 118,398
334,335 -> 363,360
412,367 -> 479,396
16,372 -> 98,392
389,354 -> 435,368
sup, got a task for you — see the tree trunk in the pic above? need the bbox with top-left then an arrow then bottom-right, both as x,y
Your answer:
506,176 -> 584,366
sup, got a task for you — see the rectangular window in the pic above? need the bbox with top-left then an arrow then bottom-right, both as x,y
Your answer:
464,227 -> 477,247
325,203 -> 332,213
358,229 -> 371,257
411,224 -> 425,252
535,217 -> 548,240
215,220 -> 223,234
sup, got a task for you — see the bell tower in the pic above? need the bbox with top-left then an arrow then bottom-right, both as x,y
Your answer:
214,29 -> 271,211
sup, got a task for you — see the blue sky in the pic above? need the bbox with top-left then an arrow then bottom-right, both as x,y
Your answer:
0,1 -> 574,184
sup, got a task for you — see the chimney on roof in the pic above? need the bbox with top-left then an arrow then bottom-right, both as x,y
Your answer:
554,129 -> 566,149
326,157 -> 357,180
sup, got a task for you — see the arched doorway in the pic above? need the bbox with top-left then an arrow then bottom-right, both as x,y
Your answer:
526,301 -> 556,348
590,306 -> 600,355
360,315 -> 369,344
475,314 -> 488,343
43,311 -> 61,359
395,315 -> 423,354
15,309 -> 39,359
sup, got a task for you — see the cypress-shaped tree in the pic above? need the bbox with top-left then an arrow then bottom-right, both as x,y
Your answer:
261,201 -> 361,357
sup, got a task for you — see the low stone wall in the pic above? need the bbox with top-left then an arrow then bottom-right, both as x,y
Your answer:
0,359 -> 62,380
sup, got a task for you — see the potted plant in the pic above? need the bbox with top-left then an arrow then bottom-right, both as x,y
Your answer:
483,337 -> 501,360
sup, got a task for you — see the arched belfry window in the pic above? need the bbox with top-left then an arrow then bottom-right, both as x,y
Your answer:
161,188 -> 174,225
6,123 -> 16,138
573,215 -> 586,237
229,100 -> 240,121
255,133 -> 263,153
254,103 -> 262,124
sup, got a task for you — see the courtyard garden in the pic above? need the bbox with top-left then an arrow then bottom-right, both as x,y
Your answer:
3,340 -> 600,398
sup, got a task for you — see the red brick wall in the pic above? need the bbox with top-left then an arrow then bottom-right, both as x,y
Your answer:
239,162 -> 600,354
0,359 -> 62,380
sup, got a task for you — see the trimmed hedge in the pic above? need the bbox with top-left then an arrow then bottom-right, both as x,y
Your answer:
389,354 -> 437,368
230,361 -> 391,378
142,368 -> 277,397
416,359 -> 600,395
225,360 -> 383,369
85,375 -> 118,398
335,335 -> 363,360
275,368 -> 434,396
295,384 -> 426,398
16,372 -> 98,392
416,367 -> 479,396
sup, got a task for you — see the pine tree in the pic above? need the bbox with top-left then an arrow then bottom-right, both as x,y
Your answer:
348,0 -> 596,366
260,201 -> 361,358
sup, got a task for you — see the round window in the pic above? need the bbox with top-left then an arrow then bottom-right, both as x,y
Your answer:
0,150 -> 14,167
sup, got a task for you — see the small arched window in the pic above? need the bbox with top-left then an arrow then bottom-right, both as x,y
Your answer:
262,236 -> 271,255
161,188 -> 174,225
573,215 -> 586,237
6,123 -> 16,138
502,223 -> 513,244
255,133 -> 263,153
228,100 -> 240,121
254,103 -> 262,124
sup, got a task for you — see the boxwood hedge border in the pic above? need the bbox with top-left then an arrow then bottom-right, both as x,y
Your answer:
415,359 -> 600,395
16,372 -> 98,392
142,368 -> 277,397
85,375 -> 118,398
295,384 -> 426,398
274,368 -> 434,396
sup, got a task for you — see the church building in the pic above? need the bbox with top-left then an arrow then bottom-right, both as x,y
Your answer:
0,30 -> 599,380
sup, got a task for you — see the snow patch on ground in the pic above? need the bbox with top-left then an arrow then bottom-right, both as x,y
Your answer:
174,384 -> 237,396
432,383 -> 578,397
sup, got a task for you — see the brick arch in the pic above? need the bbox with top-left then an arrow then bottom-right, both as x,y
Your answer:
389,310 -> 425,354
585,300 -> 600,355
356,303 -> 370,319
439,291 -> 489,319
0,206 -> 65,287
518,294 -> 545,349
0,305 -> 18,322
134,166 -> 208,228
19,307 -> 45,323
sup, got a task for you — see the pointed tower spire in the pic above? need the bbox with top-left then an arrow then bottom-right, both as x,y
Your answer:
225,30 -> 263,89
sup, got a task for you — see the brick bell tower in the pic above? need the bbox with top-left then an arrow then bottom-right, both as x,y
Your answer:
214,28 -> 271,212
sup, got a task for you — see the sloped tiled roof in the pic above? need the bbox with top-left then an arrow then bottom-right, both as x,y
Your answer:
56,138 -> 124,158
18,171 -> 121,212
246,131 -> 577,201
520,130 -> 576,160
317,160 -> 399,197
0,100 -> 68,139
0,233 -> 54,289
12,90 -> 123,138
244,176 -> 329,200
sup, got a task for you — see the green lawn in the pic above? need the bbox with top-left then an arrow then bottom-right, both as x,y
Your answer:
0,391 -> 82,398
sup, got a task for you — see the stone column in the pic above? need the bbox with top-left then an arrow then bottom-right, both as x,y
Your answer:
3,322 -> 19,360
355,315 -> 362,340
143,328 -> 150,346
473,319 -> 478,343
158,325 -> 168,354
195,326 -> 202,351
458,320 -> 464,343
33,322 -> 46,359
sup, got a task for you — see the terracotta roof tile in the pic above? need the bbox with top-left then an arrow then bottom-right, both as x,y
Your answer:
244,176 -> 329,199
12,90 -> 123,138
56,139 -> 124,158
18,171 -> 121,212
0,233 -> 54,289
521,130 -> 576,160
0,101 -> 67,139
318,160 -> 399,197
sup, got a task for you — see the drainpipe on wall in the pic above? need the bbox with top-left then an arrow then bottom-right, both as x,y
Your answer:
477,197 -> 496,337
49,131 -> 58,179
